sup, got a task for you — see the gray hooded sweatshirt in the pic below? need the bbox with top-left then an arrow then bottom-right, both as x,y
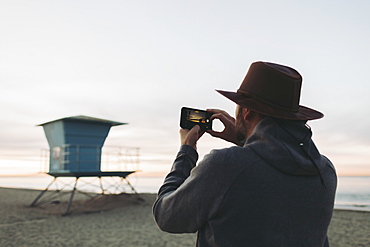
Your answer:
153,117 -> 337,247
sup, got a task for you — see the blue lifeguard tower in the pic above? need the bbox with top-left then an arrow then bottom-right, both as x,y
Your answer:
40,115 -> 126,174
30,115 -> 139,215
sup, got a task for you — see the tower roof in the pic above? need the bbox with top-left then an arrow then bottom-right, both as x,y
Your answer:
38,115 -> 128,127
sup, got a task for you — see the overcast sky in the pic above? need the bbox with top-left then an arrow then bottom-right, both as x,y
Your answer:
1,0 -> 370,176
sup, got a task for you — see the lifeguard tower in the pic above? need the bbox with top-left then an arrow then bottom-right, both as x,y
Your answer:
30,115 -> 139,215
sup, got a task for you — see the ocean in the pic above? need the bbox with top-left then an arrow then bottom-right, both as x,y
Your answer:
0,175 -> 369,211
335,176 -> 370,211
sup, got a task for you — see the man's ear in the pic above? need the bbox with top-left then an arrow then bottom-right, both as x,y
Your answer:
243,108 -> 252,121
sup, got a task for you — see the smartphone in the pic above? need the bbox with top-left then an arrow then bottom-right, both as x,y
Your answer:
180,107 -> 213,131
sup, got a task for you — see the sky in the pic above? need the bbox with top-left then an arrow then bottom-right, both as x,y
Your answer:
1,0 -> 370,176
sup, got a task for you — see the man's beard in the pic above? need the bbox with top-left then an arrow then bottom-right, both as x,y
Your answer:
235,107 -> 248,144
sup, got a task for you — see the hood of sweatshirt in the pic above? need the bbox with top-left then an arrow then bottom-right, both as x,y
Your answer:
244,117 -> 325,176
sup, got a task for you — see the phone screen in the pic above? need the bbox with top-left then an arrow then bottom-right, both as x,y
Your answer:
180,107 -> 213,131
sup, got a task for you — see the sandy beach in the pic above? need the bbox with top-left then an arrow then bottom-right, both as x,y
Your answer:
0,187 -> 369,247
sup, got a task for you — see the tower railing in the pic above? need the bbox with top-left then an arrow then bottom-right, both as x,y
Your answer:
40,145 -> 140,173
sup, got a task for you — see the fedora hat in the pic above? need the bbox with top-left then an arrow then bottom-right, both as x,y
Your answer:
217,61 -> 323,120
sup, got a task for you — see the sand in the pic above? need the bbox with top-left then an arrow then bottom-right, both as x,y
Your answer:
328,209 -> 370,247
0,187 -> 369,247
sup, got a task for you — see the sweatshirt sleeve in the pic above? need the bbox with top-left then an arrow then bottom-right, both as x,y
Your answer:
152,145 -> 245,233
152,145 -> 200,233
155,145 -> 198,198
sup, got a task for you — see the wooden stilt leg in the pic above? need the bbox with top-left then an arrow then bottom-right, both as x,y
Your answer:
63,178 -> 79,216
99,177 -> 105,194
124,178 -> 138,194
30,177 -> 57,207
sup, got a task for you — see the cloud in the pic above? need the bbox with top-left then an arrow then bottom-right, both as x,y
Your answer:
1,0 -> 370,176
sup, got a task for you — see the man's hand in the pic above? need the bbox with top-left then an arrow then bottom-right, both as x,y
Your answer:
180,125 -> 205,150
206,109 -> 241,146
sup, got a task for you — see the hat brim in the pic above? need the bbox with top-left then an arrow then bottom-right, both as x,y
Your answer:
216,90 -> 324,120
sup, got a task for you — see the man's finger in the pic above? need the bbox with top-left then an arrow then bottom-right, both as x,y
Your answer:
206,108 -> 225,114
210,112 -> 225,121
207,129 -> 222,138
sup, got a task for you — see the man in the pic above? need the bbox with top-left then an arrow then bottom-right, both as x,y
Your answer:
153,61 -> 337,246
